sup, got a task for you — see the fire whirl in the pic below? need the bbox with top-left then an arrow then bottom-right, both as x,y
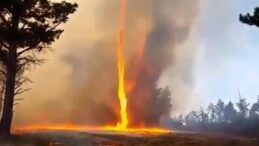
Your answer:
116,0 -> 128,130
14,0 -> 170,134
106,0 -> 169,133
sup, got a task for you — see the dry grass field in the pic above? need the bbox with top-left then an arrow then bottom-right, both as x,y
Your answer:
0,130 -> 258,146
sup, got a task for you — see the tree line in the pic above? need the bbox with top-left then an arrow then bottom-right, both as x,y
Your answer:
164,5 -> 259,137
166,93 -> 259,137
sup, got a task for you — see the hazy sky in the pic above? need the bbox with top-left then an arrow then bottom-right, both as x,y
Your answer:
195,0 -> 259,105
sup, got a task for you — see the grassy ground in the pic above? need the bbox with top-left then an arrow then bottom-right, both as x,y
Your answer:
0,130 -> 258,146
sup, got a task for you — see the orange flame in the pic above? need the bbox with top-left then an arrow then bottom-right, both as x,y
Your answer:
14,124 -> 170,134
14,0 -> 171,134
116,30 -> 128,129
116,0 -> 128,130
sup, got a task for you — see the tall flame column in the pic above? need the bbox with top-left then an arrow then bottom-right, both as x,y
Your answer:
116,0 -> 128,130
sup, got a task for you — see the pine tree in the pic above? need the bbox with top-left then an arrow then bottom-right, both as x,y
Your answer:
0,0 -> 77,136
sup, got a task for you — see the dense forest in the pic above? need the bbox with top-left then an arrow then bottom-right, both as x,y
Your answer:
165,92 -> 259,137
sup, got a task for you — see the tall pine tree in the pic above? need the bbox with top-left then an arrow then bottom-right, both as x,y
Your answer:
0,0 -> 77,136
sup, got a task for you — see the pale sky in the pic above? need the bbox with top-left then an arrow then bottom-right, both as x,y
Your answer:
195,0 -> 259,105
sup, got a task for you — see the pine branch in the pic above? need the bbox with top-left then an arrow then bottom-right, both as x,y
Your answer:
0,13 -> 11,28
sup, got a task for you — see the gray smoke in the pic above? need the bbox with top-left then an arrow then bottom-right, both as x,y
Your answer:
126,0 -> 200,126
13,0 -> 201,127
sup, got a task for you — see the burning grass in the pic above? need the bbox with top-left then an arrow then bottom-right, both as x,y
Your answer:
14,124 -> 170,135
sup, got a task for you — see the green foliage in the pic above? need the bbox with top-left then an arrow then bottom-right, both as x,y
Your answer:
223,102 -> 237,122
236,98 -> 250,119
0,0 -> 77,49
199,108 -> 209,124
0,0 -> 77,89
215,99 -> 225,122
249,97 -> 259,119
240,7 -> 259,27
207,103 -> 216,123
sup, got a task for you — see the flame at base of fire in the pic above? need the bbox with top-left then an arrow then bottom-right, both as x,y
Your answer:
14,124 -> 170,134
102,126 -> 171,134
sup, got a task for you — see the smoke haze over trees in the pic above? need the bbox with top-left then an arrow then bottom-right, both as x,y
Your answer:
167,93 -> 259,137
163,4 -> 259,137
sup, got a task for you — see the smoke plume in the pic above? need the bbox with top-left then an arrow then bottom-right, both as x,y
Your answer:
14,0 -> 201,127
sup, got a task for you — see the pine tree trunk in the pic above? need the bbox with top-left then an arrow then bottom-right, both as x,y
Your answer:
0,46 -> 17,136
0,84 -> 5,117
0,11 -> 19,136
